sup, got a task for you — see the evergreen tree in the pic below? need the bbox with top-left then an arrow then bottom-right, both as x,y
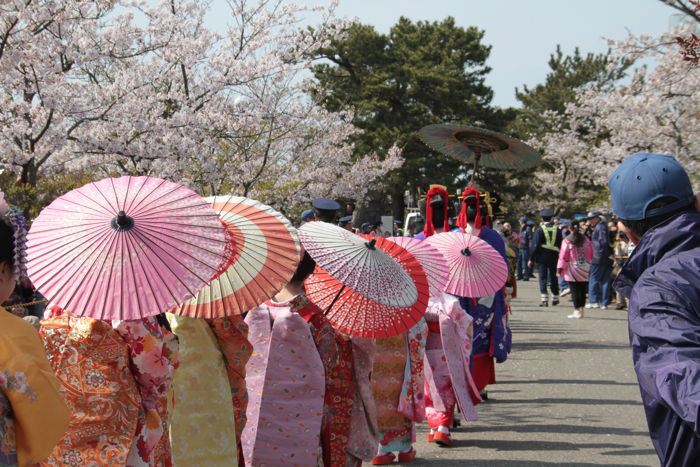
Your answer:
312,18 -> 511,218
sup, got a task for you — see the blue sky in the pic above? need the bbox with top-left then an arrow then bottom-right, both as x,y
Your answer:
206,0 -> 676,108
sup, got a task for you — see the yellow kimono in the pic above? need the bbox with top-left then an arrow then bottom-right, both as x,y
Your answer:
0,307 -> 69,466
166,315 -> 238,466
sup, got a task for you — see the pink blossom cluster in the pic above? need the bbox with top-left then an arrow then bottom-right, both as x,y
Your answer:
0,0 -> 402,209
531,28 -> 699,203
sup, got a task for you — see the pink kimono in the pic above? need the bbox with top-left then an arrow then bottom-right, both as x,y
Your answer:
242,296 -> 326,467
423,293 -> 481,429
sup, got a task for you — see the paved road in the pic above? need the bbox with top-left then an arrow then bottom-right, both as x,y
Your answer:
373,280 -> 658,467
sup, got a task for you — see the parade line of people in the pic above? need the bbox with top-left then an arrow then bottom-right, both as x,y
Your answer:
0,152 -> 699,467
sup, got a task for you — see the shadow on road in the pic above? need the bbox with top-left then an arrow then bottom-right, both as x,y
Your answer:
504,379 -> 637,386
512,341 -> 630,351
408,459 -> 644,467
451,438 -> 629,451
460,423 -> 648,437
491,397 -> 641,406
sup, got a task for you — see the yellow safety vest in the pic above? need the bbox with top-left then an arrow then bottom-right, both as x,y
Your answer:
542,225 -> 559,252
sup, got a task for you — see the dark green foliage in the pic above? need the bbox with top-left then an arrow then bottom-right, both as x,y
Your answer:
311,18 -> 514,218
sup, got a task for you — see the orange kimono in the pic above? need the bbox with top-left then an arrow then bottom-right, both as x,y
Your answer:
39,310 -> 177,466
0,307 -> 69,466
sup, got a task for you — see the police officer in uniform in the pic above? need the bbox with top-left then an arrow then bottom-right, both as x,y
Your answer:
529,208 -> 563,307
312,198 -> 341,223
338,215 -> 353,232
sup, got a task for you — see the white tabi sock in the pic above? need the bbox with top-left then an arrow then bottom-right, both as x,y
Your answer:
437,425 -> 450,434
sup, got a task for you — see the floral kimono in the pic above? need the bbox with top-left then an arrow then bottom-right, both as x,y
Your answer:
0,307 -> 69,466
371,320 -> 427,454
346,337 -> 378,466
423,293 -> 481,430
241,295 -> 327,467
113,318 -> 178,467
166,315 -> 238,466
40,308 -> 177,467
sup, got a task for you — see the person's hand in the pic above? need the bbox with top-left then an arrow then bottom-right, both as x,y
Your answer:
557,268 -> 563,277
528,260 -> 533,269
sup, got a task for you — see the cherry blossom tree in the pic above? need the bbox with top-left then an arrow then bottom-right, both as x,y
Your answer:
532,28 -> 700,209
0,0 -> 402,211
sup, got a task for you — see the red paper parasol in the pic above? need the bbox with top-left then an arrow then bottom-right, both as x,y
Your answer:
425,231 -> 508,298
27,176 -> 228,319
299,222 -> 429,338
171,195 -> 301,318
389,236 -> 448,297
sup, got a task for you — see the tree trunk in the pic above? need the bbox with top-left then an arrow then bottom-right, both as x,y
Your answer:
391,184 -> 405,223
19,159 -> 38,186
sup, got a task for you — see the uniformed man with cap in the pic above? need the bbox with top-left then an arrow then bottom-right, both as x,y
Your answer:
586,210 -> 613,309
312,198 -> 341,223
301,209 -> 316,225
529,208 -> 563,307
517,216 -> 533,280
338,215 -> 353,232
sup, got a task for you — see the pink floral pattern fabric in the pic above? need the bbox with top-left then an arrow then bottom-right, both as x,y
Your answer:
113,317 -> 178,467
423,293 -> 480,429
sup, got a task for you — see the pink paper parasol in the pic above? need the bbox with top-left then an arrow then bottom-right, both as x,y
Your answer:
389,236 -> 448,297
425,231 -> 508,298
299,222 -> 429,338
27,176 -> 228,320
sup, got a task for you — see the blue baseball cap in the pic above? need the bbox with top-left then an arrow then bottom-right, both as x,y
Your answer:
301,209 -> 315,221
338,215 -> 352,224
586,210 -> 600,219
360,222 -> 370,228
519,216 -> 527,222
608,153 -> 694,221
540,208 -> 554,218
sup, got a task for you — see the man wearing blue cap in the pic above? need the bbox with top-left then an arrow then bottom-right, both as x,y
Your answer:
338,215 -> 353,232
301,209 -> 316,225
517,216 -> 533,281
609,153 -> 699,467
585,210 -> 613,310
529,209 -> 563,307
312,198 -> 341,223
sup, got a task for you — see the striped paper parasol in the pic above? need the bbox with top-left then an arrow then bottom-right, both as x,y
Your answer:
300,223 -> 429,338
389,236 -> 448,297
425,231 -> 508,298
27,176 -> 228,319
171,196 -> 300,318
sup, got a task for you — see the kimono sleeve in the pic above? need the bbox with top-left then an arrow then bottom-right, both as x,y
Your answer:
630,277 -> 700,434
1,331 -> 69,466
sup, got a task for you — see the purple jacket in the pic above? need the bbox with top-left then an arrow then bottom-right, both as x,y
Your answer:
615,212 -> 700,467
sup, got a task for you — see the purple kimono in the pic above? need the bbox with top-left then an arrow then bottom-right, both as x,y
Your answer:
458,226 -> 511,391
242,297 -> 326,466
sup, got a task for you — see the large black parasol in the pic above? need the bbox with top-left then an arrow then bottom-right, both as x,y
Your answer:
419,124 -> 542,171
